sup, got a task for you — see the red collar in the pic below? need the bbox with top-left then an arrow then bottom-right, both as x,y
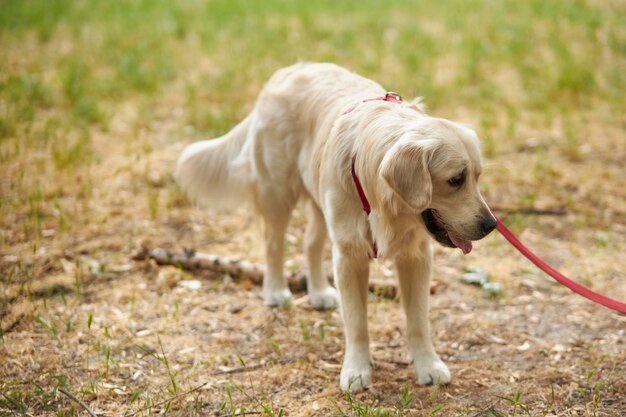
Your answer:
349,92 -> 403,258
362,92 -> 402,104
343,91 -> 403,115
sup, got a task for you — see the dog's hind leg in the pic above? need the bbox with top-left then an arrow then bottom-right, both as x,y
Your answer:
255,187 -> 296,307
396,241 -> 451,386
304,199 -> 338,310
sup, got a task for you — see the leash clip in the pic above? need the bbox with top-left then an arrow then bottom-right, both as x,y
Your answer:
385,92 -> 402,102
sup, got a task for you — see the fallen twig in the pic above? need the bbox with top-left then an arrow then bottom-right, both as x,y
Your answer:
140,247 -> 402,299
213,358 -> 292,375
213,363 -> 267,375
469,400 -> 501,417
123,382 -> 208,417
490,205 -> 567,216
58,388 -> 97,417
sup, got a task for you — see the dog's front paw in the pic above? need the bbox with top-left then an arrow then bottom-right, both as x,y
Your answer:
414,358 -> 451,386
340,366 -> 371,392
263,288 -> 293,307
309,287 -> 339,310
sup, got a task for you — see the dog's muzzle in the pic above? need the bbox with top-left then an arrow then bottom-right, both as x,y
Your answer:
420,209 -> 496,254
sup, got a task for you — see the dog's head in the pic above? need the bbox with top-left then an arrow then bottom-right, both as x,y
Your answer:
379,117 -> 496,254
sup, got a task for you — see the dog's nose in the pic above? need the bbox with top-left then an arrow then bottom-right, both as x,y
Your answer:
481,215 -> 497,236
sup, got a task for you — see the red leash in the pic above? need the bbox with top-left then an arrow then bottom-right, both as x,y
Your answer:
495,215 -> 626,314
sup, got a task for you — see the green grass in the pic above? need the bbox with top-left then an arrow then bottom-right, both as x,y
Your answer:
1,0 -> 624,191
333,385 -> 445,417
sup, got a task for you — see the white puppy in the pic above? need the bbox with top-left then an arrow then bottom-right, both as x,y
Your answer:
176,63 -> 497,392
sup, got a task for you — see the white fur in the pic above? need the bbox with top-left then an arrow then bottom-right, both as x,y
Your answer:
177,63 -> 492,392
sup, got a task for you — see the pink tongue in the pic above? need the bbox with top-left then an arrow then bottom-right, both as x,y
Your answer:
448,233 -> 473,255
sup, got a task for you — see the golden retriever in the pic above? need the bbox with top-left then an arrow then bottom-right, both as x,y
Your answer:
176,63 -> 496,392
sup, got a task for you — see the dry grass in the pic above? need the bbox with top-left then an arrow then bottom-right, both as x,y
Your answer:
1,0 -> 625,415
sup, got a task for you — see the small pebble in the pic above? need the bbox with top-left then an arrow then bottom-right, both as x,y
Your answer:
177,280 -> 202,290
229,304 -> 245,314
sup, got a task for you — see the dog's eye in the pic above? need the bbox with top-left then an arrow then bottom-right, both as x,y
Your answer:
448,175 -> 464,187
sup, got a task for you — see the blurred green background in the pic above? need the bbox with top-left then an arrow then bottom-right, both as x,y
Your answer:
2,0 -> 624,137
2,0 -> 625,244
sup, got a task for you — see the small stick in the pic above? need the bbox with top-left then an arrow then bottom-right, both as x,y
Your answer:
123,382 -> 208,417
469,400 -> 500,417
490,205 -> 567,216
212,358 -> 292,375
58,388 -> 97,417
213,363 -> 267,375
142,248 -> 402,299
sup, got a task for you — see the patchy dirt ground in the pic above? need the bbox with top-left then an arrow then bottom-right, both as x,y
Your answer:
1,111 -> 625,415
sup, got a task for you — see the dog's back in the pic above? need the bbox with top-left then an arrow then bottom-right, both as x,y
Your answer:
176,62 -> 384,209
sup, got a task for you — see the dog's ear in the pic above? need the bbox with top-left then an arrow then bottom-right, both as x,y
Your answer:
380,140 -> 435,212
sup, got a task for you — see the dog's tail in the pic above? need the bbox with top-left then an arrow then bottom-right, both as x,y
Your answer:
176,114 -> 253,210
